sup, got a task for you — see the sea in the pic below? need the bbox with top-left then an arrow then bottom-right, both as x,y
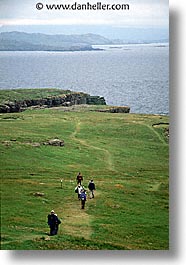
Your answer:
0,43 -> 169,115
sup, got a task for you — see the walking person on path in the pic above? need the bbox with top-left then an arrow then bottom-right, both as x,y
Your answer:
75,184 -> 83,200
47,210 -> 61,236
76,172 -> 83,185
88,179 -> 96,199
80,189 -> 87,209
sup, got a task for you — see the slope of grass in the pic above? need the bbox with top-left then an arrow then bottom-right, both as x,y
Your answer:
0,108 -> 169,250
0,88 -> 72,103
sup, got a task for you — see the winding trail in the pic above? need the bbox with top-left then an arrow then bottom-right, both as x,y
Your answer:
147,124 -> 168,145
61,118 -> 112,240
133,120 -> 168,145
71,119 -> 115,171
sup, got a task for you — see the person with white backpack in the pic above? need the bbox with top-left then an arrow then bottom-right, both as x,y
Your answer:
75,184 -> 83,200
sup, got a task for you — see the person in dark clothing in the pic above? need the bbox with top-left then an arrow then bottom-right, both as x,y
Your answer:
88,179 -> 96,199
47,210 -> 61,236
80,190 -> 86,209
76,172 -> 83,185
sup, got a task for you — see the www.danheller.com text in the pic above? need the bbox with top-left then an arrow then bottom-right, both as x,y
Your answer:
35,1 -> 130,11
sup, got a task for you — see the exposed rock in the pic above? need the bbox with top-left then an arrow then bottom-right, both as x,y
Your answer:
152,122 -> 169,127
45,138 -> 65,147
152,122 -> 169,141
62,101 -> 72,107
164,127 -> 169,140
0,104 -> 10,113
0,92 -> 107,113
2,140 -> 11,146
24,142 -> 41,147
33,192 -> 45,197
109,107 -> 130,113
30,142 -> 41,147
86,95 -> 106,105
96,106 -> 130,113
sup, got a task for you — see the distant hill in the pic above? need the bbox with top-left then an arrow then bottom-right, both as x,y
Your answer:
0,31 -> 112,51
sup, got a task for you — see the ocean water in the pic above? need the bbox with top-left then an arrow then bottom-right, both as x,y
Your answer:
0,44 -> 169,114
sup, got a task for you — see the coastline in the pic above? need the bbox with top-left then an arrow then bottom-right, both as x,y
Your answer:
0,88 -> 131,114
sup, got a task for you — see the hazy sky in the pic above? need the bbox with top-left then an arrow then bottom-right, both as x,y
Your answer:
0,0 -> 169,27
0,0 -> 169,40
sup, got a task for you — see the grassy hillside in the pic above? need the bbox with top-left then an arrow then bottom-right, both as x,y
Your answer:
0,32 -> 111,51
0,88 -> 71,103
0,106 -> 169,250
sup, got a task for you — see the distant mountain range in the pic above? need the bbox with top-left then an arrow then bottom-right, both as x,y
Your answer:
0,31 -> 112,51
0,31 -> 168,51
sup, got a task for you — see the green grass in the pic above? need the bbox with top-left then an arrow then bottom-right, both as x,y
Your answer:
0,107 -> 169,250
0,88 -> 72,103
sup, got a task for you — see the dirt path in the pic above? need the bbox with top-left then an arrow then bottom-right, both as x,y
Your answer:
147,124 -> 168,145
1,200 -> 93,247
61,199 -> 93,239
134,121 -> 168,145
71,119 -> 115,171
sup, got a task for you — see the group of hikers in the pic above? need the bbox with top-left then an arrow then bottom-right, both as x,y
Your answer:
47,172 -> 96,236
75,172 -> 96,209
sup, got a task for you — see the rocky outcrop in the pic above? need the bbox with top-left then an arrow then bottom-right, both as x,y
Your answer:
44,139 -> 65,147
0,92 -> 106,113
86,96 -> 106,105
96,106 -> 130,113
1,138 -> 65,147
33,192 -> 45,197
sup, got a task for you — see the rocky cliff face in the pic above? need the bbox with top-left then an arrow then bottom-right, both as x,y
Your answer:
96,106 -> 130,113
0,92 -> 106,113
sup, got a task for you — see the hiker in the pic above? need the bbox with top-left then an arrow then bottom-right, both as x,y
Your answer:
47,210 -> 61,236
88,179 -> 96,199
75,184 -> 83,200
80,189 -> 87,209
76,172 -> 83,185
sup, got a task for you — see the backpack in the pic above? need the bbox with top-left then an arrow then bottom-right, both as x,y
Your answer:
57,217 -> 61,225
80,193 -> 86,201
